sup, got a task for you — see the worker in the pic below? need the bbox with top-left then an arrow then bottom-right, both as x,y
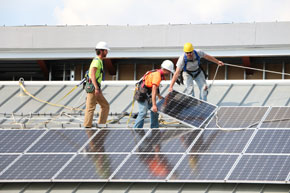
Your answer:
134,60 -> 175,128
84,41 -> 110,128
169,42 -> 224,101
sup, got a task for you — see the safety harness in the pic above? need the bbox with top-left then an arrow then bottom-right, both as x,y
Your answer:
177,50 -> 207,85
134,69 -> 164,102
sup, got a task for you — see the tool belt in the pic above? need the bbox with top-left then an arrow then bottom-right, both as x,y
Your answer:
85,79 -> 101,93
134,81 -> 151,102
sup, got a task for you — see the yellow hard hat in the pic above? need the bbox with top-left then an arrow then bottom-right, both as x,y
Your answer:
183,42 -> 194,52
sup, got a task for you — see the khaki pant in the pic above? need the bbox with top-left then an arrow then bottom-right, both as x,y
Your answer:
84,92 -> 110,127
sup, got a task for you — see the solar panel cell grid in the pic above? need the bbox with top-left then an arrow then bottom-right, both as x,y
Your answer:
80,129 -> 148,153
136,129 -> 200,153
55,154 -> 127,180
190,129 -> 254,153
171,154 -> 238,181
229,155 -> 290,182
246,129 -> 290,153
112,154 -> 182,180
0,154 -> 73,180
261,107 -> 290,128
206,107 -> 269,128
27,129 -> 94,153
0,130 -> 45,153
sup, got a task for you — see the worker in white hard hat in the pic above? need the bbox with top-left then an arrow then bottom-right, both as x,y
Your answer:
84,41 -> 110,128
169,42 -> 224,101
133,60 -> 175,128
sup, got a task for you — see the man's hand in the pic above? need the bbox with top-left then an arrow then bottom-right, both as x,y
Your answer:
169,87 -> 173,92
94,88 -> 101,95
152,105 -> 158,113
218,61 -> 224,66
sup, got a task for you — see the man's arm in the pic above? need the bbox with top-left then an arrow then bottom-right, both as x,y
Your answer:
91,67 -> 101,95
204,54 -> 224,66
169,67 -> 182,92
152,84 -> 158,113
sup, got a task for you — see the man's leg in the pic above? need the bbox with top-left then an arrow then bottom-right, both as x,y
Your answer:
195,72 -> 208,101
133,100 -> 148,128
182,71 -> 195,96
84,93 -> 97,128
95,92 -> 110,124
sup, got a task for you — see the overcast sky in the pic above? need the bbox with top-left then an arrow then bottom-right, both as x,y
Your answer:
0,0 -> 290,26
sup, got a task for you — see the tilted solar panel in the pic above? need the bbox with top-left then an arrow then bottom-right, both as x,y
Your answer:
156,90 -> 217,128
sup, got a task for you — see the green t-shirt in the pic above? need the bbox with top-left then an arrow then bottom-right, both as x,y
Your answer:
88,57 -> 103,84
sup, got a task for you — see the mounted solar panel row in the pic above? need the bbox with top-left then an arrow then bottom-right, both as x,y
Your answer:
0,128 -> 289,183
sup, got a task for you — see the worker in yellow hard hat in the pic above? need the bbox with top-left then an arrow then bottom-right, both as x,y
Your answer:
169,42 -> 224,101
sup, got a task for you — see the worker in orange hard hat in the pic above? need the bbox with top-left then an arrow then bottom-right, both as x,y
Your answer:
169,42 -> 224,101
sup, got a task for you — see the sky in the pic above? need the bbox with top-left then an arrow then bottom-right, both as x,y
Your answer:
0,0 -> 290,26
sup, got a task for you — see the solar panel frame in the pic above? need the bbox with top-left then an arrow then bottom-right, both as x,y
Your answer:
156,90 -> 217,128
205,106 -> 270,129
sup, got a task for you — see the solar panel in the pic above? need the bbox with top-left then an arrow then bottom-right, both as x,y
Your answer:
246,129 -> 290,153
0,129 -> 45,153
206,107 -> 269,128
112,154 -> 182,181
0,155 -> 19,173
0,154 -> 72,181
80,129 -> 148,153
190,129 -> 254,153
157,90 -> 217,128
260,107 -> 290,128
170,154 -> 238,181
228,155 -> 290,182
27,129 -> 95,153
136,129 -> 200,153
55,154 -> 127,181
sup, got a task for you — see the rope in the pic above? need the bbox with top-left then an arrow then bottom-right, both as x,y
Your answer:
19,81 -> 84,112
208,65 -> 220,92
126,87 -> 137,126
225,63 -> 290,77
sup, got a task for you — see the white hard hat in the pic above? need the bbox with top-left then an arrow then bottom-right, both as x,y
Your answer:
161,60 -> 175,74
95,41 -> 110,50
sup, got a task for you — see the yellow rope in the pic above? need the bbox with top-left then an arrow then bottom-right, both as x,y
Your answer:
126,87 -> 137,125
55,85 -> 78,104
19,82 -> 84,112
